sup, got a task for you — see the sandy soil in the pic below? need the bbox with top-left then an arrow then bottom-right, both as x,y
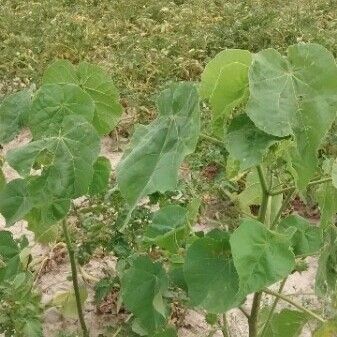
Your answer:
0,133 -> 320,337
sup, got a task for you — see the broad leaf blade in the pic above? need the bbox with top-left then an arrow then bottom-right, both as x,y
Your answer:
259,308 -> 309,337
279,214 -> 322,256
0,179 -> 32,226
121,256 -> 169,333
226,114 -> 280,170
200,49 -> 251,135
43,60 -> 123,135
184,230 -> 242,313
117,83 -> 200,207
230,219 -> 295,296
144,205 -> 188,253
28,83 -> 95,137
0,89 -> 31,143
315,182 -> 337,229
0,231 -> 22,282
246,44 -> 337,189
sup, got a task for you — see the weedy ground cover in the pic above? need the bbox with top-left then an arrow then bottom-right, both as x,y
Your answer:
1,43 -> 337,337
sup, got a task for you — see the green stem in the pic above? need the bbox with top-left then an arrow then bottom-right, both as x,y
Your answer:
263,288 -> 326,323
248,165 -> 271,337
62,220 -> 89,337
200,133 -> 225,147
221,313 -> 231,337
269,177 -> 332,196
249,292 -> 262,337
260,278 -> 287,337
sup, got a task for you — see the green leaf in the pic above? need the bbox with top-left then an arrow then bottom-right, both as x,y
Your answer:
52,286 -> 88,319
0,179 -> 32,226
121,256 -> 169,333
314,320 -> 337,337
117,83 -> 200,207
200,50 -> 251,136
279,214 -> 322,256
259,308 -> 309,337
226,114 -> 280,170
43,60 -> 123,135
246,44 -> 337,189
0,231 -> 22,282
315,182 -> 337,229
88,156 -> 112,196
7,115 -> 100,198
230,219 -> 295,296
0,89 -> 31,143
315,227 -> 337,298
184,229 -> 241,313
144,205 -> 188,253
28,83 -> 95,138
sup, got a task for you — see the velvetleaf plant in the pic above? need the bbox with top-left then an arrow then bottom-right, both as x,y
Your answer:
116,43 -> 337,337
1,43 -> 337,337
0,60 -> 123,336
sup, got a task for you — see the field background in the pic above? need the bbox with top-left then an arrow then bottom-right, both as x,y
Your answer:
1,1 -> 337,336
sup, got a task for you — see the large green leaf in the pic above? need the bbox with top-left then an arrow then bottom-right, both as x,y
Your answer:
7,115 -> 100,198
144,205 -> 188,253
259,308 -> 309,337
42,60 -> 123,135
226,114 -> 280,170
230,219 -> 295,296
0,89 -> 31,143
153,327 -> 177,337
0,231 -> 22,282
121,256 -> 169,333
316,182 -> 337,228
184,229 -> 241,313
246,44 -> 337,189
117,83 -> 200,207
279,214 -> 322,256
200,49 -> 251,135
1,116 -> 100,239
28,83 -> 95,138
315,227 -> 337,298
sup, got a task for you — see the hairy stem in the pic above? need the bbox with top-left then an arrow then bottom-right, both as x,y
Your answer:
263,288 -> 326,323
260,278 -> 287,337
269,177 -> 332,196
62,220 -> 89,337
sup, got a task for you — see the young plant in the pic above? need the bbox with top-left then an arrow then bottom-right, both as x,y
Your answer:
0,60 -> 123,336
115,43 -> 337,337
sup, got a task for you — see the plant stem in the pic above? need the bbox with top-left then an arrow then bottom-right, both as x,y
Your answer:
269,177 -> 332,196
62,220 -> 89,337
248,165 -> 270,337
221,313 -> 231,337
260,278 -> 287,337
200,133 -> 226,147
263,288 -> 326,323
249,292 -> 262,337
270,190 -> 294,229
